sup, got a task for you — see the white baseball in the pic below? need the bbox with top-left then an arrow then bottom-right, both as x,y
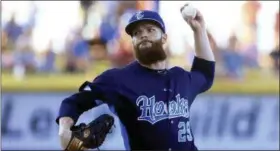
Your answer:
181,4 -> 197,19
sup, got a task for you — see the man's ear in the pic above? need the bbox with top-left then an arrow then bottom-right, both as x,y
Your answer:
161,33 -> 167,45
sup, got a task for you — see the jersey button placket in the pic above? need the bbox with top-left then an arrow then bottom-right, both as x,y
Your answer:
166,75 -> 173,150
168,99 -> 173,150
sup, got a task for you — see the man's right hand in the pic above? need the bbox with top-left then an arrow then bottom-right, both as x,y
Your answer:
58,117 -> 74,149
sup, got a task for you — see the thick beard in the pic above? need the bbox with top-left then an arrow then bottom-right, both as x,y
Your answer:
134,39 -> 167,66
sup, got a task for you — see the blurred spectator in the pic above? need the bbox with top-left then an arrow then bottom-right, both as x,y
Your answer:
221,34 -> 244,79
80,0 -> 95,25
88,38 -> 108,61
118,1 -> 137,14
107,16 -> 135,68
37,41 -> 56,73
12,27 -> 36,79
65,29 -> 90,73
270,45 -> 279,76
241,1 -> 261,28
240,1 -> 260,69
109,43 -> 134,68
1,31 -> 14,70
82,1 -> 137,69
98,18 -> 119,44
243,44 -> 259,68
136,1 -> 159,11
108,37 -> 134,68
2,31 -> 8,50
98,1 -> 137,44
3,13 -> 23,50
13,27 -> 36,71
274,11 -> 279,48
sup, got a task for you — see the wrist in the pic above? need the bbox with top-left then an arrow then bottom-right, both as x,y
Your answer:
59,126 -> 71,135
59,117 -> 74,129
193,26 -> 207,35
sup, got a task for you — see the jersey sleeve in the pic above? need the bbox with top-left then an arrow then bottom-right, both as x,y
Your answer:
55,69 -> 120,125
188,57 -> 215,101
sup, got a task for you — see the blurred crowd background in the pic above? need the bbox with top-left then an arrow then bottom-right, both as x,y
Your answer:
1,1 -> 279,150
1,1 -> 279,81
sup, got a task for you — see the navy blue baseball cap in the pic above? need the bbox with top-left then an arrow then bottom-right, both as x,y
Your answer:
125,10 -> 166,36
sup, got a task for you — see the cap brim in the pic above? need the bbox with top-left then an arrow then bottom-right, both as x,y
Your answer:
125,18 -> 164,36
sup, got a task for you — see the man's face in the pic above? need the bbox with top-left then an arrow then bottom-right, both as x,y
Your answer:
131,21 -> 167,66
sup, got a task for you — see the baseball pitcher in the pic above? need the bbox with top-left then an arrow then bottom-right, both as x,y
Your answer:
56,4 -> 215,151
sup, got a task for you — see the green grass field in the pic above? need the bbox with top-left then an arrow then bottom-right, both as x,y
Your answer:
2,68 -> 279,94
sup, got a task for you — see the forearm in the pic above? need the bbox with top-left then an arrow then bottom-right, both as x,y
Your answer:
193,28 -> 215,61
58,117 -> 74,149
59,117 -> 74,137
57,88 -> 100,150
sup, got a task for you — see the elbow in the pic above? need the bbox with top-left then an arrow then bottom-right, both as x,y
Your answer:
203,66 -> 216,92
61,96 -> 85,115
200,66 -> 215,93
56,97 -> 82,125
198,77 -> 214,94
204,76 -> 215,92
56,91 -> 95,125
190,57 -> 216,94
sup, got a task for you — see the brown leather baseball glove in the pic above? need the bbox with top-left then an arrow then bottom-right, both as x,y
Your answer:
65,114 -> 115,151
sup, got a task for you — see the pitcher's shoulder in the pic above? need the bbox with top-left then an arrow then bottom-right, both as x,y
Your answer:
97,63 -> 135,80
